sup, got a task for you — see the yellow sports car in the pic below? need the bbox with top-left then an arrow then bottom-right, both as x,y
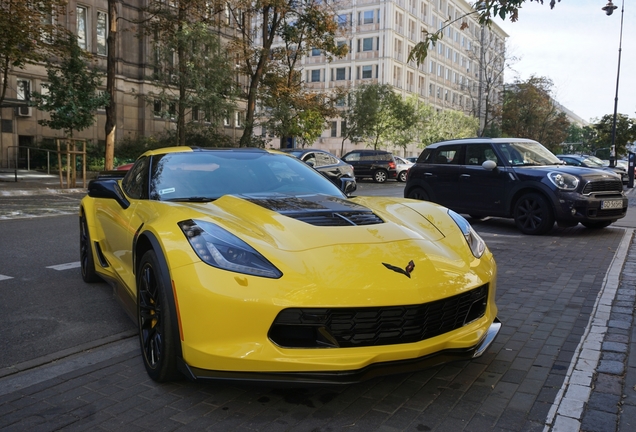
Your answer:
80,147 -> 500,383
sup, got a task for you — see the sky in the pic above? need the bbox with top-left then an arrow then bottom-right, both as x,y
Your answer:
493,0 -> 636,124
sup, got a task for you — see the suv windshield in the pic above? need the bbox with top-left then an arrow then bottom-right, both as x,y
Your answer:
496,141 -> 562,166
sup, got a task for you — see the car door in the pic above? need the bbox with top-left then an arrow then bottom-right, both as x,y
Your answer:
341,151 -> 367,178
94,157 -> 151,295
457,143 -> 513,216
422,144 -> 463,208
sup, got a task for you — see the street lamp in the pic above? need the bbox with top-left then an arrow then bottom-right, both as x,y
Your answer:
603,0 -> 624,167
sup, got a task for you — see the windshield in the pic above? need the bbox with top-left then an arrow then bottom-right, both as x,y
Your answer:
495,141 -> 561,166
148,151 -> 344,201
583,155 -> 605,167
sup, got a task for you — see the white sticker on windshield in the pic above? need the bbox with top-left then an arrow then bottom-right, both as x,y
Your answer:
159,188 -> 176,195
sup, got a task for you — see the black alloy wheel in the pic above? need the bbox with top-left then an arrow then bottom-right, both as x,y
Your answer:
79,214 -> 100,283
513,193 -> 555,235
137,250 -> 180,382
398,170 -> 408,182
407,187 -> 430,201
373,169 -> 388,183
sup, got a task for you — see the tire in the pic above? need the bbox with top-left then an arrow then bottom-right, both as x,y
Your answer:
513,193 -> 554,235
79,214 -> 100,283
137,250 -> 180,382
406,187 -> 429,201
398,170 -> 408,182
582,221 -> 613,229
373,169 -> 388,183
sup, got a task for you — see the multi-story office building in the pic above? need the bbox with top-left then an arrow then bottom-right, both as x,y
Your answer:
258,0 -> 508,159
0,0 -> 245,169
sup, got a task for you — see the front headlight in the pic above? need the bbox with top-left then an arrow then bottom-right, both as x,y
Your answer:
179,219 -> 282,278
447,210 -> 486,258
548,172 -> 579,190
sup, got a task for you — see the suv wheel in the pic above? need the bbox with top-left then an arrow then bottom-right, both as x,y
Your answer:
407,187 -> 429,201
514,193 -> 554,235
374,169 -> 388,183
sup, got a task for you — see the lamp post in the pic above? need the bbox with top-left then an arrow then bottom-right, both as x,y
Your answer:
602,0 -> 624,167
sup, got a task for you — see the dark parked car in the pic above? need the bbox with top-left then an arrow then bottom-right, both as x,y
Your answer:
281,148 -> 357,193
404,138 -> 628,235
340,149 -> 397,183
556,154 -> 628,184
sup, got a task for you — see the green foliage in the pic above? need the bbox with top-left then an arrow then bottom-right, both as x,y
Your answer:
144,2 -> 238,145
341,84 -> 411,150
591,114 -> 636,157
30,34 -> 109,138
502,76 -> 570,152
415,104 -> 479,146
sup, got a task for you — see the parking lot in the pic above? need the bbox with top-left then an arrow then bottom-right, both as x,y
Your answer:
0,175 -> 635,431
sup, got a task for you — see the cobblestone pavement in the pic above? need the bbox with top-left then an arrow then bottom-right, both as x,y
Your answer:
1,172 -> 636,431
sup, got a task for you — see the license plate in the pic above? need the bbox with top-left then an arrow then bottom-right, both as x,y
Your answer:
601,200 -> 623,209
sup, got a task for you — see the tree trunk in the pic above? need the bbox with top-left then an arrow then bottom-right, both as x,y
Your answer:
104,0 -> 118,170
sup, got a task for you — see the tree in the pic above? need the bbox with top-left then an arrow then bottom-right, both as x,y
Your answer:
408,1 -> 560,65
592,114 -> 636,157
258,2 -> 347,148
416,104 -> 479,147
501,76 -> 570,152
104,0 -> 119,170
463,26 -> 512,136
0,0 -> 68,108
30,34 -> 109,139
227,0 -> 343,147
342,84 -> 412,151
143,0 -> 238,146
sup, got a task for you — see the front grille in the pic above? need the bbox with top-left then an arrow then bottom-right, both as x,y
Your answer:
269,284 -> 489,348
286,211 -> 384,226
582,180 -> 623,194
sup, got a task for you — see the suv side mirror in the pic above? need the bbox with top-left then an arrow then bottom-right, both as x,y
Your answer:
482,160 -> 497,171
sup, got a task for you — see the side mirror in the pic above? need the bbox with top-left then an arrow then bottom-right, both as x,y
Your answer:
340,177 -> 357,196
482,160 -> 497,171
88,179 -> 130,209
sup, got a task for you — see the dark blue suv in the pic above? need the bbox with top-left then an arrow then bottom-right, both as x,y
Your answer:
404,138 -> 628,235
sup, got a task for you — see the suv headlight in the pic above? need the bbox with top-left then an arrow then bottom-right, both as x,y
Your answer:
447,210 -> 486,258
179,219 -> 282,278
548,172 -> 579,190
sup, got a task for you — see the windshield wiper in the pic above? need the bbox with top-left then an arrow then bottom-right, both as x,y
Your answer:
164,197 -> 216,202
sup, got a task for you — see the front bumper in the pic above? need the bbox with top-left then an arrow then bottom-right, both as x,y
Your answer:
179,319 -> 502,385
554,191 -> 627,223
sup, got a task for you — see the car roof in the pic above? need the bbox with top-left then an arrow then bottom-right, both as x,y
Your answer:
139,146 -> 272,158
425,138 -> 541,149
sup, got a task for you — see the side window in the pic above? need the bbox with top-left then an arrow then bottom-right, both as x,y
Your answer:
342,152 -> 360,162
314,152 -> 332,167
432,145 -> 461,164
122,157 -> 150,199
465,144 -> 499,166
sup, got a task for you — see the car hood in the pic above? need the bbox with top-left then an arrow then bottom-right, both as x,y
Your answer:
511,164 -> 622,180
161,193 -> 448,253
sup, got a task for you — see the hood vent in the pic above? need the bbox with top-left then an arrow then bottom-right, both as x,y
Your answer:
243,194 -> 385,227
286,211 -> 384,226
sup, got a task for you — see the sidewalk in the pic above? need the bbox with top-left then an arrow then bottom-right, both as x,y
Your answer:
0,169 -> 87,195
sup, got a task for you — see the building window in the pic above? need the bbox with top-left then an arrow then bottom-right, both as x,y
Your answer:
429,83 -> 433,96
235,111 -> 243,127
192,106 -> 199,121
310,69 -> 321,82
363,10 -> 374,24
331,121 -> 337,137
16,79 -> 31,101
336,96 -> 345,107
96,11 -> 107,56
341,120 -> 347,136
224,115 -> 230,126
337,14 -> 348,27
77,5 -> 88,50
311,47 -> 321,56
153,100 -> 162,116
361,65 -> 373,79
362,37 -> 374,51
335,67 -> 346,80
